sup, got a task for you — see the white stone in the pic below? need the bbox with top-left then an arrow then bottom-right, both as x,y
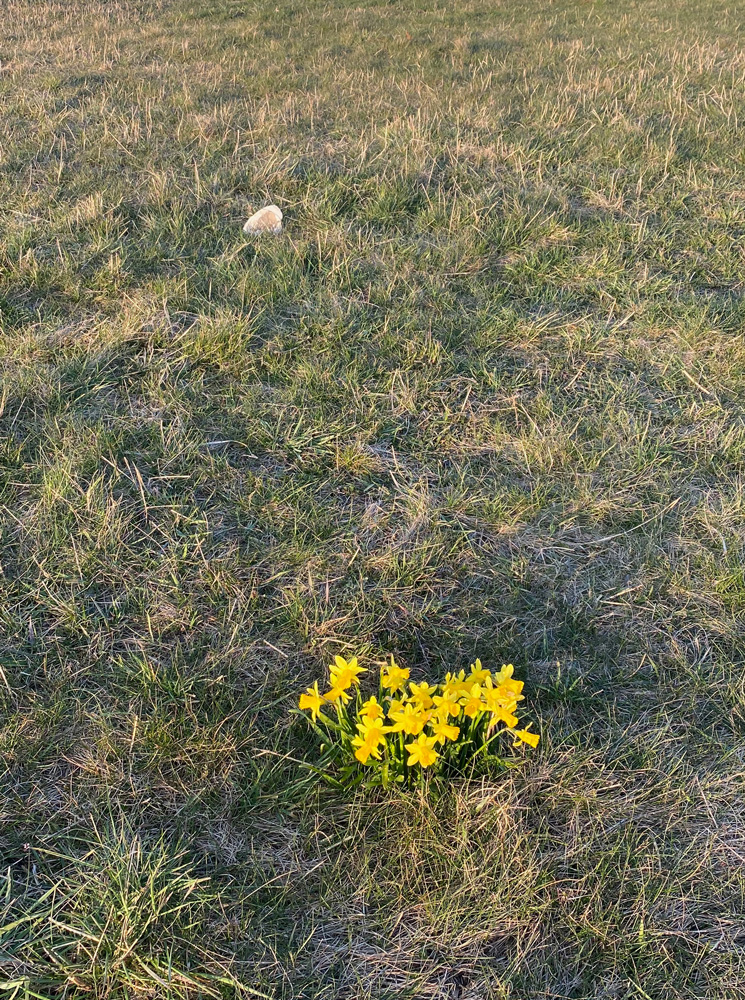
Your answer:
243,205 -> 283,234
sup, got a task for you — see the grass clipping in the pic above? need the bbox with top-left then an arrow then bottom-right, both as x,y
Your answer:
296,656 -> 539,790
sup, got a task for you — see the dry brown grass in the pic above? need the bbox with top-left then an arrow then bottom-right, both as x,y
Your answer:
1,0 -> 744,996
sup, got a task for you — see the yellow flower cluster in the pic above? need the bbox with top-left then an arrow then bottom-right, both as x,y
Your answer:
298,655 -> 539,781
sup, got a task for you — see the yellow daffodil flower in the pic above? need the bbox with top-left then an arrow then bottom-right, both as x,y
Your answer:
494,663 -> 520,685
389,703 -> 429,735
352,734 -> 384,764
408,681 -> 436,710
381,656 -> 409,692
352,717 -> 389,763
487,665 -> 524,702
433,689 -> 461,718
298,681 -> 324,721
430,718 -> 460,744
360,695 -> 384,722
467,658 -> 491,685
482,677 -> 521,712
502,678 -> 525,701
491,706 -> 518,728
405,732 -> 439,768
323,684 -> 351,705
513,723 -> 539,748
329,655 -> 366,690
461,683 -> 484,719
481,679 -> 497,710
356,717 -> 389,742
357,719 -> 391,733
443,672 -> 470,702
387,697 -> 404,718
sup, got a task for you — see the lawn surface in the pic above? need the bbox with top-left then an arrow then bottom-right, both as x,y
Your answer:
1,0 -> 744,997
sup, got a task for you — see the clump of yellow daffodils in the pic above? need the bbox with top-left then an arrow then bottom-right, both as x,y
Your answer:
295,655 -> 540,789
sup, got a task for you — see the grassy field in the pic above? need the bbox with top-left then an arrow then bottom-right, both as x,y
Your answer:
1,0 -> 745,996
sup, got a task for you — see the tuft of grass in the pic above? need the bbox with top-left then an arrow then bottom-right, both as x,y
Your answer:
0,819 -> 240,998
